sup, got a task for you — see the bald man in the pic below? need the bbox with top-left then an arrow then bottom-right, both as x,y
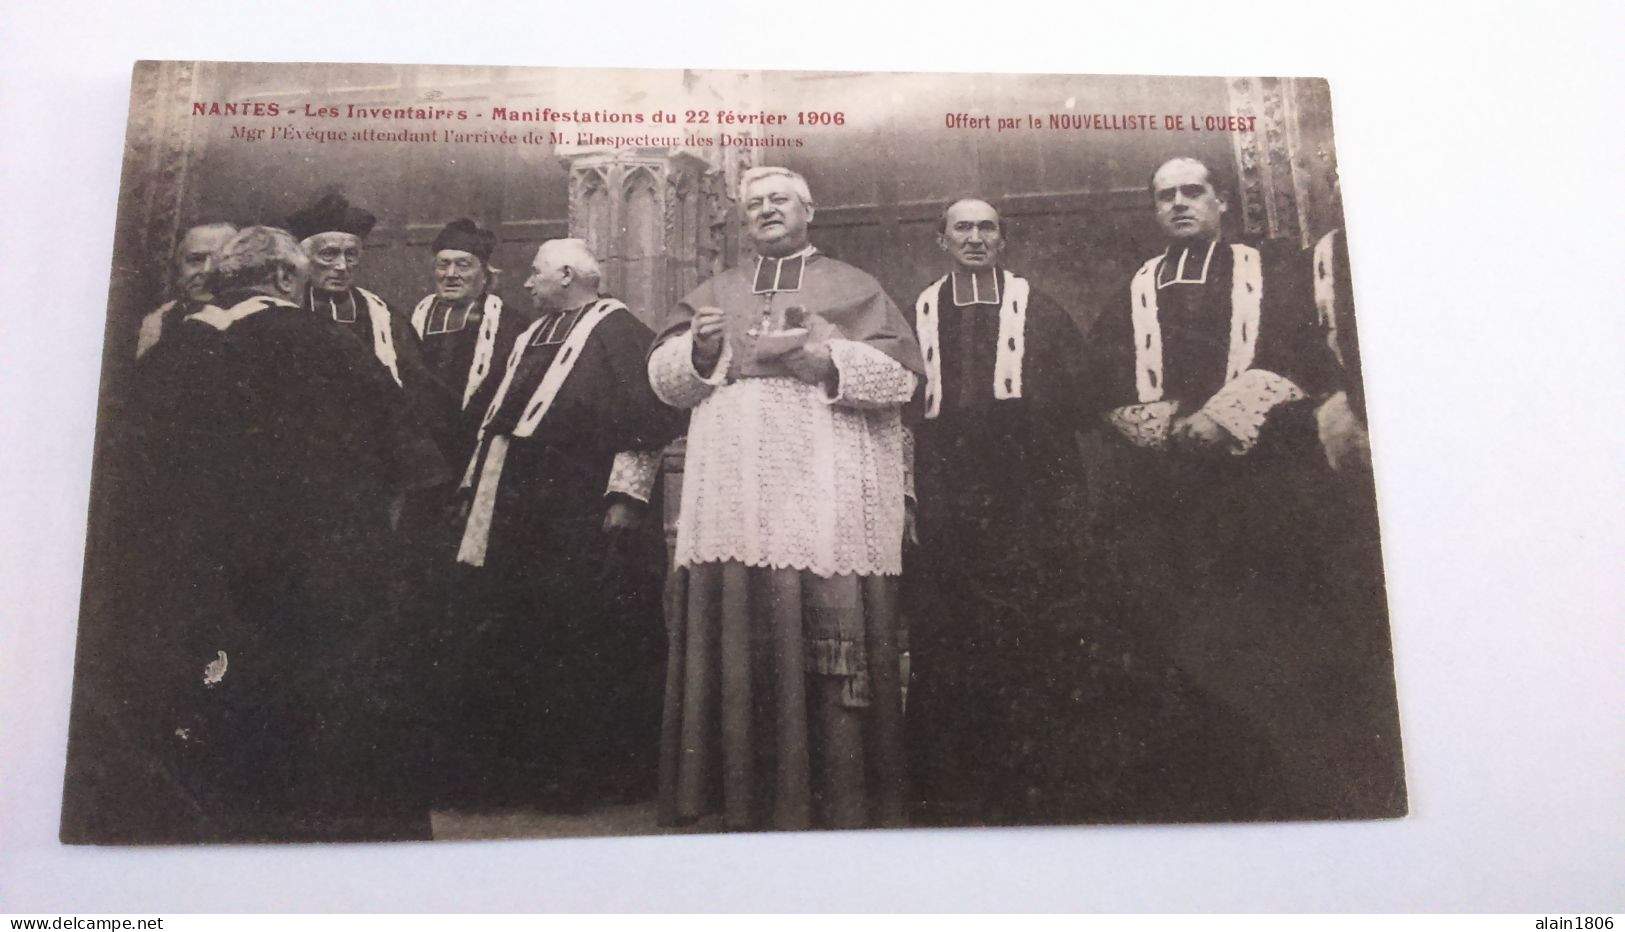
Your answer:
448,238 -> 684,813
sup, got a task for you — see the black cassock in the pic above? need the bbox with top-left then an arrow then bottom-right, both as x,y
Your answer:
901,269 -> 1093,824
306,284 -> 453,448
63,291 -> 448,843
64,314 -> 233,843
1078,238 -> 1402,822
412,293 -> 533,475
397,295 -> 533,712
449,301 -> 685,811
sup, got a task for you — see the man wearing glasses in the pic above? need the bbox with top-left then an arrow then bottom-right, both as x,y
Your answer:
287,193 -> 428,392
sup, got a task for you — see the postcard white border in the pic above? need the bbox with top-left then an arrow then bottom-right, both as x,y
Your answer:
2,0 -> 1622,914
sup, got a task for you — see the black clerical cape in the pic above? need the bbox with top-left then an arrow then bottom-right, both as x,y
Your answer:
408,292 -> 531,470
63,290 -> 449,843
1076,238 -> 1402,821
449,299 -> 684,809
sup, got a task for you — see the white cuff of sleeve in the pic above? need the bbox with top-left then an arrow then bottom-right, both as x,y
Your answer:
1106,400 -> 1182,450
821,339 -> 917,408
606,450 -> 662,504
1199,369 -> 1305,453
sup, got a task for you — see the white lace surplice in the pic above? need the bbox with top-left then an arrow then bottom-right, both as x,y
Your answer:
649,333 -> 917,578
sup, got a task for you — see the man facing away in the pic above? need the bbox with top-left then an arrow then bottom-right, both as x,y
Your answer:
65,226 -> 449,842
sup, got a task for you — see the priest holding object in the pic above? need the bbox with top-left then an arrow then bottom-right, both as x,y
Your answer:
648,166 -> 924,831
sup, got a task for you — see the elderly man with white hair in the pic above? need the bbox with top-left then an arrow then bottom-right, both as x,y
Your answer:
284,193 -> 445,406
648,166 -> 925,831
450,237 -> 684,813
903,196 -> 1093,825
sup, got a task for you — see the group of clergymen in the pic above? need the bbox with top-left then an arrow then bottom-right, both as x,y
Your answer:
67,154 -> 1401,845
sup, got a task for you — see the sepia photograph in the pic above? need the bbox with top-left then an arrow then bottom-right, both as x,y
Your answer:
2,0 -> 1622,917
60,61 -> 1405,845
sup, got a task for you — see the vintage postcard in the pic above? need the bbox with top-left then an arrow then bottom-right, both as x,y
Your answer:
61,61 -> 1405,844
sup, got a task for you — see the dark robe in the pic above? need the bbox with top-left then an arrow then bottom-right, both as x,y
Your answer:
306,285 -> 454,447
1296,229 -> 1405,815
135,297 -> 209,359
63,290 -> 449,843
450,299 -> 685,811
901,268 -> 1093,824
62,314 -> 236,843
397,295 -> 533,712
651,248 -> 925,378
412,293 -> 532,473
1076,237 -> 1402,822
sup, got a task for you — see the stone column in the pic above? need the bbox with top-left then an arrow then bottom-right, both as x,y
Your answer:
117,62 -> 204,332
556,145 -> 746,330
555,141 -> 754,562
100,60 -> 207,390
1227,76 -> 1343,248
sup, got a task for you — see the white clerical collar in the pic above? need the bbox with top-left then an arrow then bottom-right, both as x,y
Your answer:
311,288 -> 360,323
530,301 -> 590,347
950,267 -> 1001,306
1157,239 -> 1219,288
426,297 -> 477,335
752,245 -> 817,295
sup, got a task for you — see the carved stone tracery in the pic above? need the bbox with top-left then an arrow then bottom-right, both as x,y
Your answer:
1228,76 -> 1342,247
555,134 -> 757,562
557,146 -> 743,331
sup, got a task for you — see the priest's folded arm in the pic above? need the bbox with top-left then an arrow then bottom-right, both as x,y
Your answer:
1195,368 -> 1306,453
1104,401 -> 1182,450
